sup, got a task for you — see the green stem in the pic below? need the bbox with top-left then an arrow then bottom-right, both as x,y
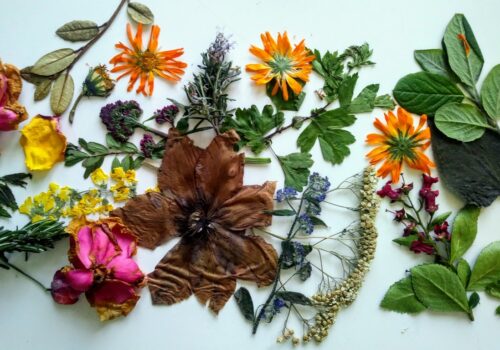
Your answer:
244,157 -> 271,165
5,261 -> 50,292
137,123 -> 169,138
68,92 -> 84,124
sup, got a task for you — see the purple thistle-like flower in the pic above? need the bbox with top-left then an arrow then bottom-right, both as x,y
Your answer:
154,104 -> 179,125
208,32 -> 233,63
100,100 -> 142,142
140,134 -> 156,158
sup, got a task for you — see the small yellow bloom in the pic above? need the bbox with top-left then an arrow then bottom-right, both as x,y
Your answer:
31,214 -> 44,222
145,186 -> 160,193
18,197 -> 33,215
111,183 -> 131,202
58,186 -> 72,201
20,115 -> 67,171
90,168 -> 109,187
49,182 -> 60,193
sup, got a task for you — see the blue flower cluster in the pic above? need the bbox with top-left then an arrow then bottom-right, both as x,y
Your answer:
298,213 -> 314,235
276,186 -> 298,203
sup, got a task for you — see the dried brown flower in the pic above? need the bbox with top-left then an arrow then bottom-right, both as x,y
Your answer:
111,128 -> 278,313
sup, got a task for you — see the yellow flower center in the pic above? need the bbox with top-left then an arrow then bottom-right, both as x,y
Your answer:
135,51 -> 159,72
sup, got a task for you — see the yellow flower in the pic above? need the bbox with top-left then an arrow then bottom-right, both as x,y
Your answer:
18,197 -> 33,215
20,115 -> 67,171
111,183 -> 131,202
145,186 -> 160,193
90,168 -> 109,187
31,214 -> 44,223
58,186 -> 72,201
49,182 -> 60,193
111,167 -> 137,186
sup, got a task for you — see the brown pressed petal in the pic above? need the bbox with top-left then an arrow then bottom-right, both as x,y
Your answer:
158,128 -> 202,203
110,192 -> 181,249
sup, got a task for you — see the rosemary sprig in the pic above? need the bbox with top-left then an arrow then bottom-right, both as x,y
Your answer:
0,173 -> 31,218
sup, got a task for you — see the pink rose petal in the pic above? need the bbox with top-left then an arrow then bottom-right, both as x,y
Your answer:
51,269 -> 83,305
91,227 -> 115,265
113,227 -> 136,258
107,256 -> 143,283
65,269 -> 94,292
87,279 -> 136,306
76,226 -> 92,269
0,108 -> 20,131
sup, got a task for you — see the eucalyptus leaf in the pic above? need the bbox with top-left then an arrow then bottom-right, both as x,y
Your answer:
127,2 -> 154,25
31,48 -> 76,76
481,64 -> 500,120
234,287 -> 255,322
468,241 -> 500,291
50,72 -> 74,115
443,14 -> 483,88
265,209 -> 295,216
435,103 -> 489,142
393,72 -> 463,115
34,80 -> 52,101
457,258 -> 471,288
411,264 -> 470,315
56,20 -> 99,42
450,205 -> 481,263
380,276 -> 426,314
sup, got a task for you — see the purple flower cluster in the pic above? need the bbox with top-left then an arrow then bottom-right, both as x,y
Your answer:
419,174 -> 439,213
140,134 -> 156,158
276,187 -> 297,202
208,32 -> 233,63
100,100 -> 142,142
154,104 -> 179,125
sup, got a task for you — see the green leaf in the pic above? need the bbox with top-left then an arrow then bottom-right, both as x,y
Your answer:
317,129 -> 355,164
127,2 -> 155,25
265,209 -> 295,216
266,83 -> 305,111
0,173 -> 31,187
411,264 -> 470,314
121,142 -> 139,153
132,156 -> 145,170
121,155 -> 133,171
481,64 -> 500,120
281,241 -> 312,269
443,14 -> 483,88
234,287 -> 254,322
34,80 -> 52,101
0,206 -> 10,218
414,49 -> 455,80
393,234 -> 418,247
347,84 -> 378,113
435,103 -> 489,142
374,94 -> 396,110
55,20 -> 99,42
468,241 -> 500,291
50,72 -> 74,115
82,156 -> 104,179
309,216 -> 327,227
31,48 -> 76,76
485,281 -> 500,299
274,291 -> 312,305
338,73 -> 358,106
277,152 -> 313,191
20,66 -> 57,85
468,292 -> 480,309
393,72 -> 463,115
450,205 -> 481,263
457,258 -> 471,288
86,142 -> 108,154
380,276 -> 426,314
64,144 -> 88,166
224,105 -> 284,154
111,157 -> 121,170
0,184 -> 17,210
496,306 -> 500,315
105,134 -> 122,149
430,211 -> 452,227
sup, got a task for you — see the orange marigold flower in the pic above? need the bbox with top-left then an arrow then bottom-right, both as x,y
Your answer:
365,107 -> 435,183
110,23 -> 187,96
246,32 -> 315,101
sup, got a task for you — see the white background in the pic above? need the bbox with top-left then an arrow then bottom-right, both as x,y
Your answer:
0,0 -> 499,349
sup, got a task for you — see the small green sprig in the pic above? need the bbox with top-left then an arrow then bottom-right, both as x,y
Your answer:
0,173 -> 31,218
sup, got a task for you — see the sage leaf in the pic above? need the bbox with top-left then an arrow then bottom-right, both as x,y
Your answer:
456,258 -> 471,288
481,64 -> 500,120
411,264 -> 470,315
393,72 -> 463,115
234,287 -> 255,322
31,48 -> 76,76
468,292 -> 480,309
277,152 -> 314,192
34,80 -> 52,101
429,120 -> 500,207
435,103 -> 489,142
127,2 -> 154,25
380,276 -> 426,314
443,14 -> 483,88
275,291 -> 312,305
485,281 -> 500,299
414,49 -> 456,80
450,205 -> 481,263
56,20 -> 99,42
50,72 -> 74,115
468,241 -> 500,291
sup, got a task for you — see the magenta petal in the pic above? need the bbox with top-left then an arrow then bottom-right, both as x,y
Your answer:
51,269 -> 83,305
76,226 -> 93,268
113,228 -> 136,258
0,74 -> 7,106
92,227 -> 115,265
87,280 -> 136,305
65,269 -> 94,292
0,107 -> 19,131
107,256 -> 143,283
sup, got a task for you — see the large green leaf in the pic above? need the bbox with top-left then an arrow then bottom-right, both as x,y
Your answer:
393,72 -> 463,115
277,152 -> 314,191
380,276 -> 426,314
443,14 -> 484,88
414,49 -> 455,80
468,241 -> 500,291
435,103 -> 489,142
450,205 -> 481,263
411,264 -> 470,314
31,48 -> 76,76
50,72 -> 74,115
481,64 -> 500,120
55,20 -> 99,42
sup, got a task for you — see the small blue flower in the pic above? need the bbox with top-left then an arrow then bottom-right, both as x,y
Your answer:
276,186 -> 297,202
273,297 -> 286,311
298,213 -> 314,235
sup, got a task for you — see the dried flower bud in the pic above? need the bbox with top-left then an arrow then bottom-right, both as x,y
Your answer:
377,181 -> 401,201
82,65 -> 115,97
393,208 -> 406,222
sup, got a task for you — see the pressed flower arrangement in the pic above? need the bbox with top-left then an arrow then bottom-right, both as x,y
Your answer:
0,1 -> 499,349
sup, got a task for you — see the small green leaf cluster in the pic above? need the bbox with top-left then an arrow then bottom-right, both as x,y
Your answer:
0,173 -> 31,218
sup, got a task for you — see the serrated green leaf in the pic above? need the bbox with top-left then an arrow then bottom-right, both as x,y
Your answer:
266,83 -> 305,111
393,72 -> 463,115
443,14 -> 483,88
31,48 -> 76,76
468,241 -> 500,291
380,276 -> 426,314
435,103 -> 489,142
347,84 -> 378,113
234,287 -> 254,322
275,291 -> 312,305
481,64 -> 500,120
450,205 -> 481,263
317,129 -> 355,164
457,259 -> 471,287
338,73 -> 358,107
34,80 -> 52,101
277,152 -> 313,191
127,2 -> 154,25
414,49 -> 456,80
411,264 -> 470,315
50,72 -> 74,115
56,20 -> 99,42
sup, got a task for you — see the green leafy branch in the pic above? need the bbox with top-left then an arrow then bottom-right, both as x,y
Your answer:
0,173 -> 31,218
